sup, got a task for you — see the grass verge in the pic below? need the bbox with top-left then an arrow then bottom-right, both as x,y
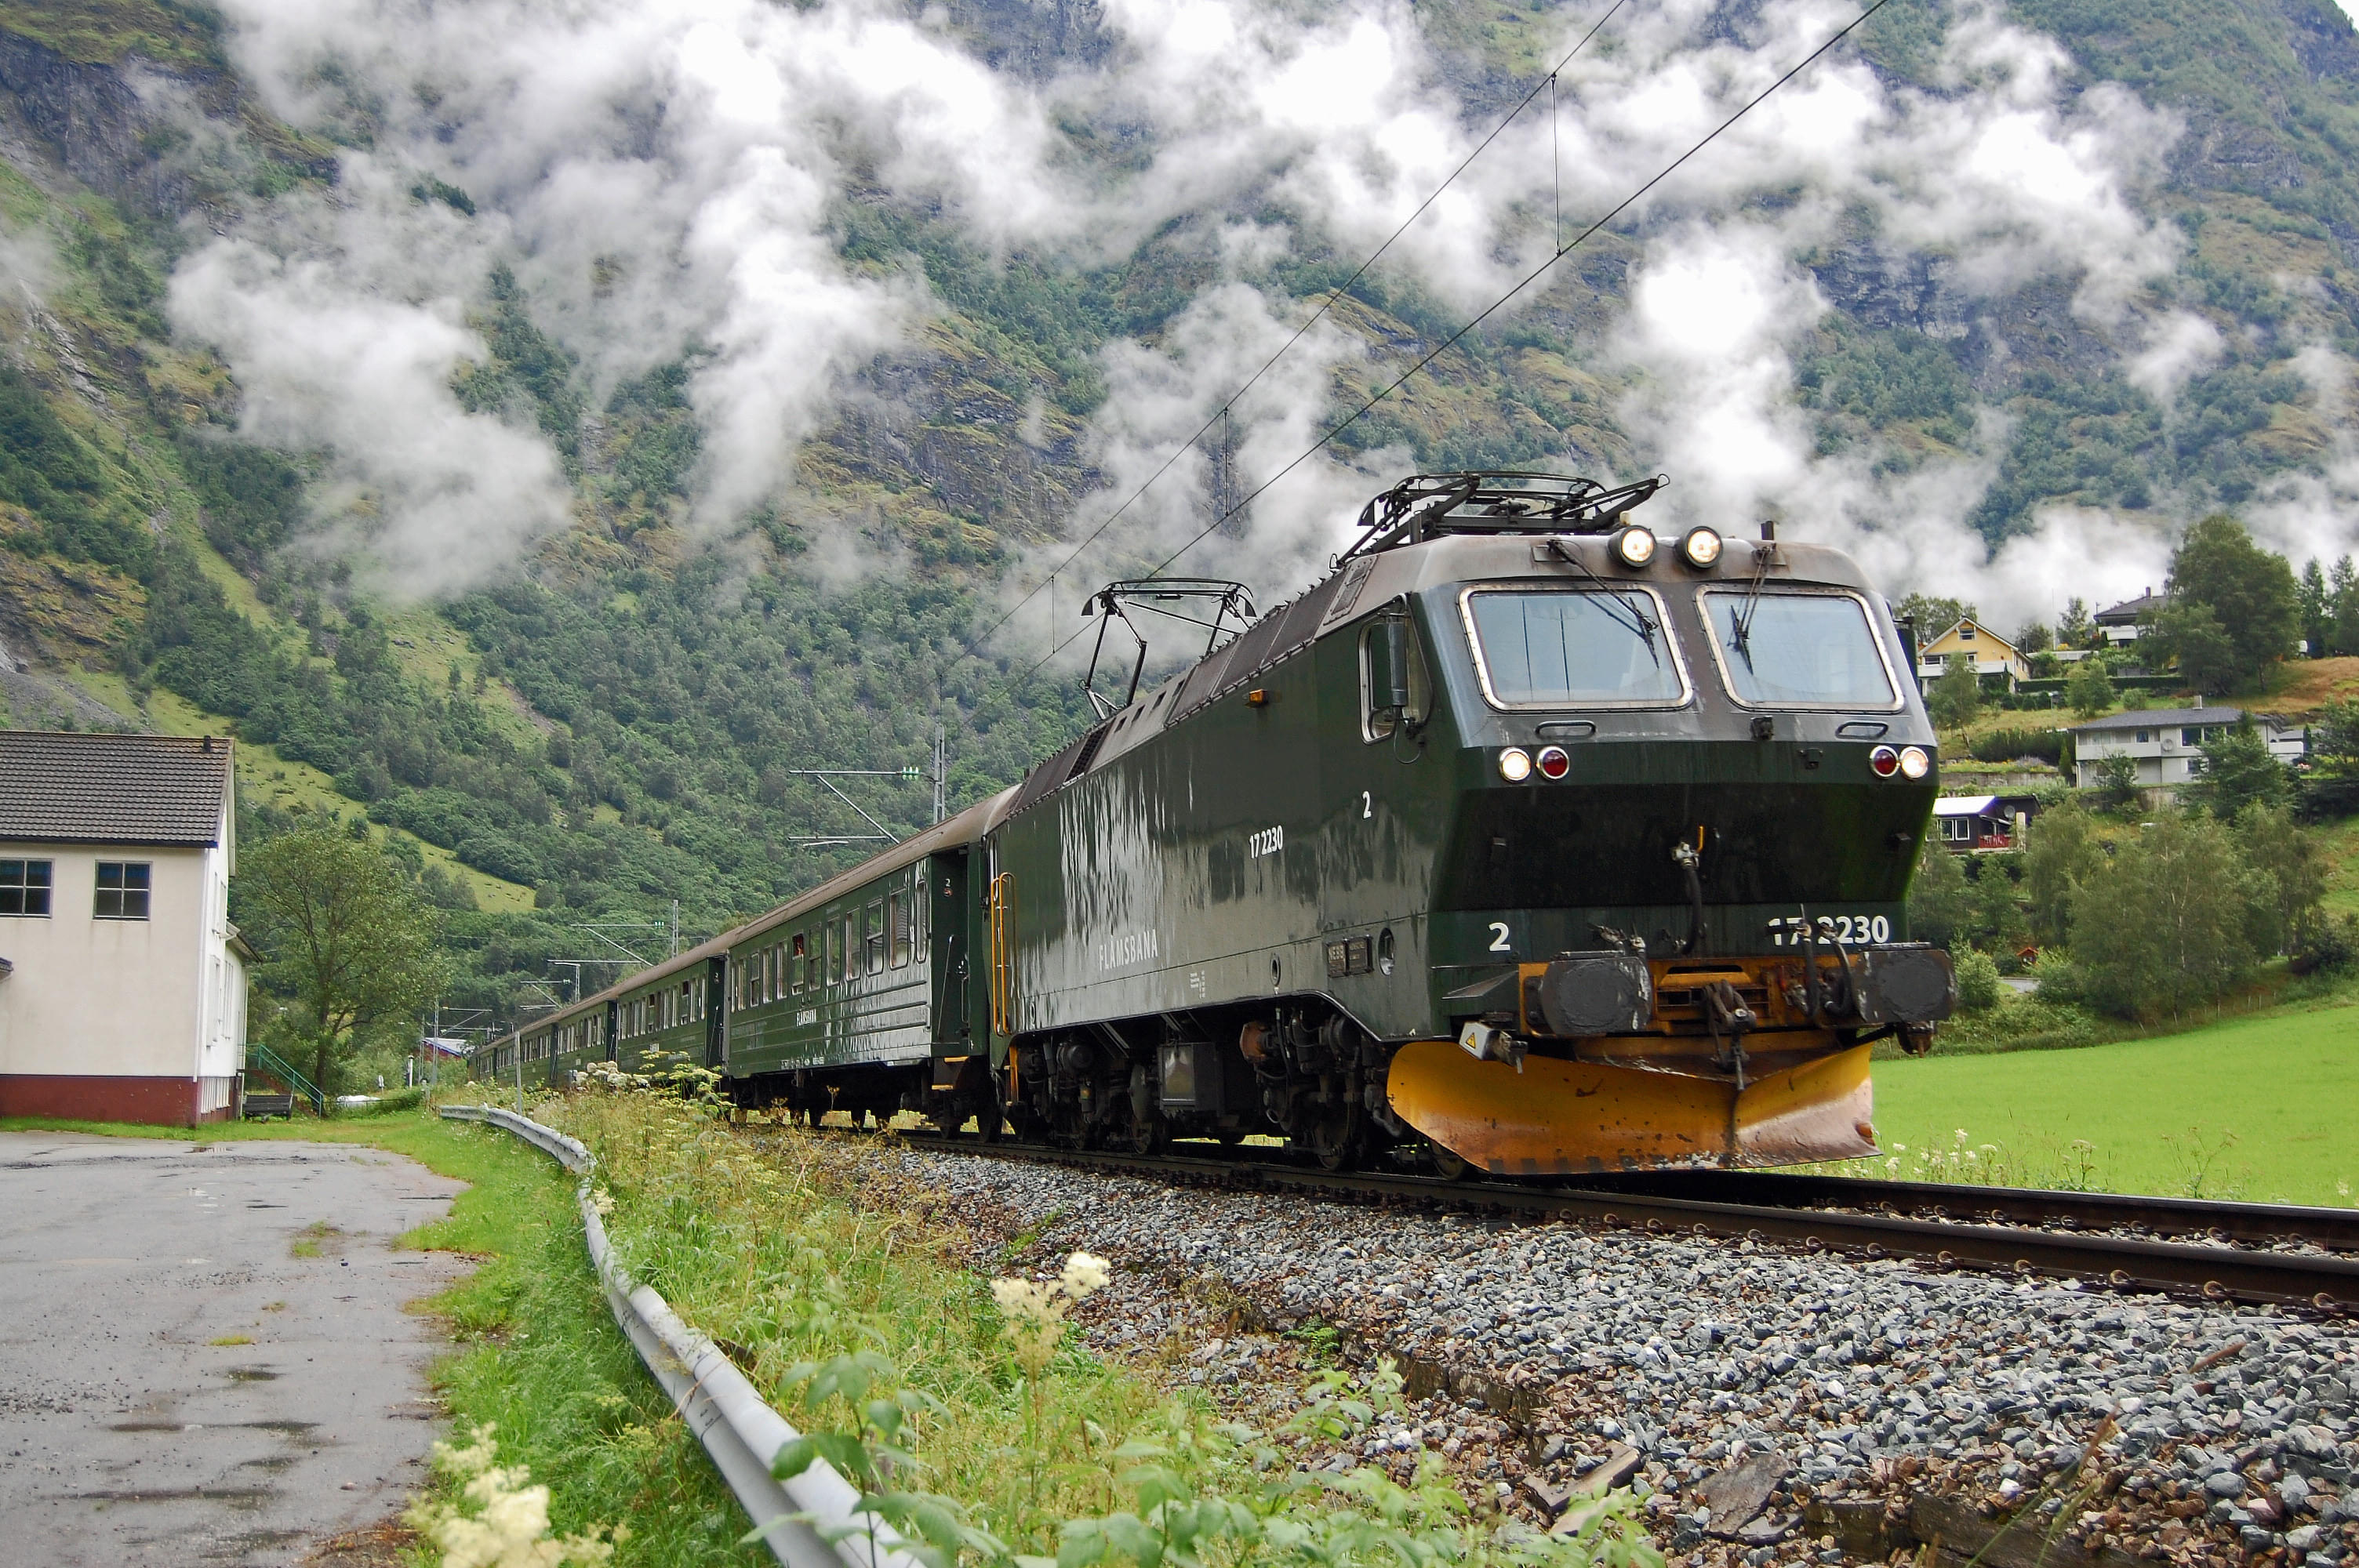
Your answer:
0,1108 -> 757,1566
1811,1002 -> 2359,1203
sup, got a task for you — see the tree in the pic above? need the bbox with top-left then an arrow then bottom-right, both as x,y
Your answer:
2056,597 -> 2095,650
2065,656 -> 2114,718
2236,803 -> 2324,957
1896,594 -> 1977,640
2012,619 -> 2054,655
1971,858 -> 2030,956
2158,514 -> 2300,691
2023,800 -> 2107,948
2093,753 -> 2141,811
240,825 -> 445,1099
1928,658 -> 1982,729
2189,715 -> 2290,819
2070,811 -> 2266,1020
2332,557 -> 2359,658
2143,599 -> 2239,694
1906,834 -> 1973,949
2301,558 -> 2331,659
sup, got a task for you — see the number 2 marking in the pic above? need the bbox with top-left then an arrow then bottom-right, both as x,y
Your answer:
1488,922 -> 1512,952
1361,791 -> 1373,819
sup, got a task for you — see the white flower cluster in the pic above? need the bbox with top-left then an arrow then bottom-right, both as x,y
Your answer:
409,1424 -> 618,1568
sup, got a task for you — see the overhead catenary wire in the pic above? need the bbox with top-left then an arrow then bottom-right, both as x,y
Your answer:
972,0 -> 1637,656
1137,0 -> 1901,584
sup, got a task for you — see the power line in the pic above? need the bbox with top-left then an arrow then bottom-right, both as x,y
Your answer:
969,0 -> 1636,655
1140,0 -> 1901,583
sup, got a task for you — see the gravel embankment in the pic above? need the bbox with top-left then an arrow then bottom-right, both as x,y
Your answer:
895,1149 -> 2359,1568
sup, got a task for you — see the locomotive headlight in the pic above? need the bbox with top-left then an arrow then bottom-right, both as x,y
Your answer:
1870,745 -> 1899,778
1498,747 -> 1534,782
1678,527 -> 1723,569
1612,526 -> 1656,568
1899,745 -> 1931,780
1536,746 -> 1571,779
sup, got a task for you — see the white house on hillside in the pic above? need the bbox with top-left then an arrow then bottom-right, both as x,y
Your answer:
2067,705 -> 2306,793
0,731 -> 250,1124
2094,590 -> 2163,644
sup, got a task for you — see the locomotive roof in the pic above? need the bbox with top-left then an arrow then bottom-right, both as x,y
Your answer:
998,521 -> 1886,812
507,784 -> 1013,1041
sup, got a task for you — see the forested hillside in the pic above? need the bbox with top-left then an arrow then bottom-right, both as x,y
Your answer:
0,0 -> 2354,1026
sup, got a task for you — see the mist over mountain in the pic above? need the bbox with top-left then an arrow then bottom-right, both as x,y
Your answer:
0,0 -> 2354,1014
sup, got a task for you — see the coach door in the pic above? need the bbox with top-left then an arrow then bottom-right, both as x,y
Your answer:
929,852 -> 970,1050
706,956 -> 729,1068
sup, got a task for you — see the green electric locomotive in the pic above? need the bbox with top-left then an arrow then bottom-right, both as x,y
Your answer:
482,471 -> 1954,1176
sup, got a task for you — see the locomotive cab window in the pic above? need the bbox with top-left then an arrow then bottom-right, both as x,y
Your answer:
1359,615 -> 1431,741
1700,588 -> 1899,709
1460,586 -> 1686,708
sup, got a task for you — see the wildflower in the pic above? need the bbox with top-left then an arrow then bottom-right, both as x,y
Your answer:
409,1424 -> 614,1566
1059,1250 -> 1111,1298
990,1250 -> 1114,1379
589,1188 -> 615,1217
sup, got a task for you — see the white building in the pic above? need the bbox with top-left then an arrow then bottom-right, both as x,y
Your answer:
2067,706 -> 2306,792
2093,590 -> 2163,645
0,732 -> 250,1124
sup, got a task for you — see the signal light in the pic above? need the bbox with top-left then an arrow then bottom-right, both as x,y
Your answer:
1536,746 -> 1571,779
1899,746 -> 1930,779
1870,745 -> 1900,777
1498,747 -> 1533,782
1612,526 -> 1656,568
1679,528 -> 1723,569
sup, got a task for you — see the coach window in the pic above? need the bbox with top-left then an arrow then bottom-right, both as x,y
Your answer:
1359,614 -> 1431,742
889,892 -> 911,967
865,899 -> 885,975
1,858 -> 53,916
96,862 -> 151,920
841,913 -> 856,982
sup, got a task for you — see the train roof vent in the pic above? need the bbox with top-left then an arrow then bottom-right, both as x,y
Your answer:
1343,471 -> 1667,560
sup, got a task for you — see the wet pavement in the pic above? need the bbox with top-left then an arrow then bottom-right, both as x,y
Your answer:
0,1131 -> 472,1565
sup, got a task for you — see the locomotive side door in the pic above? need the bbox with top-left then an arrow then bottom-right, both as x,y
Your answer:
929,851 -> 971,1051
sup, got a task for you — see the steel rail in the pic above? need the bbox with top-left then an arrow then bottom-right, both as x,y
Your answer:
1550,1168 -> 2359,1251
442,1105 -> 921,1568
892,1134 -> 2359,1314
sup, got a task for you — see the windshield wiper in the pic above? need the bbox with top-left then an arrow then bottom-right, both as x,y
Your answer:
1544,539 -> 1662,666
1729,539 -> 1777,673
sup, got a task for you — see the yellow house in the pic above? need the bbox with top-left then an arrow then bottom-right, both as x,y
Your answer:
1916,618 -> 2030,686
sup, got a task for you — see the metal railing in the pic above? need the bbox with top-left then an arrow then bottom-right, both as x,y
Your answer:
246,1040 -> 325,1114
440,1105 -> 919,1568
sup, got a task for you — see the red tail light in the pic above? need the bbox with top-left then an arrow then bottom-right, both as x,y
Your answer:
1870,745 -> 1900,777
1536,746 -> 1571,779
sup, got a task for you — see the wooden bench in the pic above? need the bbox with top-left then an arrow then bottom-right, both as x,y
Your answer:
243,1092 -> 294,1120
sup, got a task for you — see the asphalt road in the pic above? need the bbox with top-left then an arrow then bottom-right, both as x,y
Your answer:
0,1131 -> 473,1566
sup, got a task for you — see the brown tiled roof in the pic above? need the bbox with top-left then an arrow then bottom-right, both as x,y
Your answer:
0,731 -> 233,847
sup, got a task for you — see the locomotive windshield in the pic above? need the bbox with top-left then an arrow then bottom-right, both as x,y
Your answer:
1702,588 -> 1896,707
1463,588 -> 1686,706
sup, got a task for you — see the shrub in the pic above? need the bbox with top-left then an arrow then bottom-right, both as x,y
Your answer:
1954,947 -> 2003,1011
1968,728 -> 2066,765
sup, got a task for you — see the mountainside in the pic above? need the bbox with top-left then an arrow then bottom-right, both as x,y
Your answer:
0,0 -> 2355,1024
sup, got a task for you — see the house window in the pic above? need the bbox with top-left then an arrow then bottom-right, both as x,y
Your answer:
0,859 -> 52,916
1958,626 -> 1976,640
2135,730 -> 2150,744
96,862 -> 151,920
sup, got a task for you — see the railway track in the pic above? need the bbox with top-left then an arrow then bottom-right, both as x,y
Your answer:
890,1132 -> 2359,1314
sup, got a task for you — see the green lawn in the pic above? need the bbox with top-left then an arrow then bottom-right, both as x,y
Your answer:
1854,1004 -> 2359,1206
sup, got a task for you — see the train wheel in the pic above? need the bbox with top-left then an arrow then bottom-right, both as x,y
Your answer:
1429,1142 -> 1469,1181
1121,1105 -> 1168,1156
976,1079 -> 1006,1143
1307,1105 -> 1362,1172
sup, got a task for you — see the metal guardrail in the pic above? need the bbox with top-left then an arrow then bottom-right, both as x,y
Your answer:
440,1105 -> 919,1568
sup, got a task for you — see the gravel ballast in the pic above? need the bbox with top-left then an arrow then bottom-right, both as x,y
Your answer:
892,1146 -> 2359,1568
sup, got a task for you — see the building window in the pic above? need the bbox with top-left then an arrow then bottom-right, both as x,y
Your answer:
0,859 -> 52,916
2135,730 -> 2150,744
96,862 -> 151,920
